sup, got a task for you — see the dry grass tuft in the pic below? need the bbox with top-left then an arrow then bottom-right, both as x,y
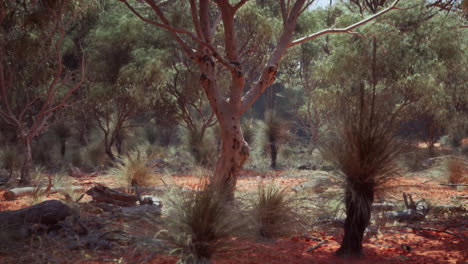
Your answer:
252,183 -> 297,239
161,180 -> 243,264
447,157 -> 468,184
110,149 -> 158,188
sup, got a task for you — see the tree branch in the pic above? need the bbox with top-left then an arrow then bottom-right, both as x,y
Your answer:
289,0 -> 400,47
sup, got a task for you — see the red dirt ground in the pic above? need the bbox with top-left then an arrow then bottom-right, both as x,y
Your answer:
1,170 -> 466,264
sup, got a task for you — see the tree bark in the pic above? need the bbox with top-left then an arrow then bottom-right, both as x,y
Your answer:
19,139 -> 33,185
212,115 -> 249,201
336,186 -> 374,257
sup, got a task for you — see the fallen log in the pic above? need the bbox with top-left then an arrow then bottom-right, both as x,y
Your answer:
3,186 -> 85,200
86,185 -> 138,207
384,193 -> 429,222
0,200 -> 73,233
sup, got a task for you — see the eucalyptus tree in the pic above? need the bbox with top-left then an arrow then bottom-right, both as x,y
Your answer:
85,3 -> 171,161
119,0 -> 401,199
0,0 -> 92,185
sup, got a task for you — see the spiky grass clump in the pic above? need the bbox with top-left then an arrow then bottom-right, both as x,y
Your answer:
110,150 -> 156,188
321,94 -> 402,202
447,157 -> 468,184
252,184 -> 296,239
264,111 -> 290,169
162,181 -> 240,264
321,91 -> 402,257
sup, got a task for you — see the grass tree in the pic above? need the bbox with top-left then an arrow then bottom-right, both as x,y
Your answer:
263,111 -> 290,169
119,0 -> 401,199
315,0 -> 466,255
322,90 -> 402,257
0,0 -> 89,185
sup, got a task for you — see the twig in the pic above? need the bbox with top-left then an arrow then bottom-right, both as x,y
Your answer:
302,234 -> 328,252
440,184 -> 468,187
408,226 -> 467,240
306,239 -> 328,252
302,234 -> 322,241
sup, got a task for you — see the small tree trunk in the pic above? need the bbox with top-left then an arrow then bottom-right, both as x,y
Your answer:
60,139 -> 67,158
105,147 -> 117,162
116,135 -> 123,155
336,186 -> 374,257
19,139 -> 33,185
181,256 -> 212,264
270,140 -> 277,169
427,141 -> 435,157
212,115 -> 249,201
79,125 -> 89,146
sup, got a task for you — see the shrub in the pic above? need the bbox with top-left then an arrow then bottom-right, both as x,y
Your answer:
161,181 -> 241,264
83,141 -> 107,170
447,157 -> 468,184
183,127 -> 217,168
251,184 -> 296,239
110,149 -> 157,188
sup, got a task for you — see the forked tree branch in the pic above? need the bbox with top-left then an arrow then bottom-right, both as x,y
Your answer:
289,0 -> 400,47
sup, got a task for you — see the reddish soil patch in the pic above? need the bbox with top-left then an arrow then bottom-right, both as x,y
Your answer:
1,171 -> 466,264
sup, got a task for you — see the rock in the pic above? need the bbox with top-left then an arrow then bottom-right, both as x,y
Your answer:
0,200 -> 73,226
0,200 -> 74,240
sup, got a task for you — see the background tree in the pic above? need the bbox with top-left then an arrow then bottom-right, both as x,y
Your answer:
158,48 -> 217,166
85,2 -> 169,163
0,0 -> 90,184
